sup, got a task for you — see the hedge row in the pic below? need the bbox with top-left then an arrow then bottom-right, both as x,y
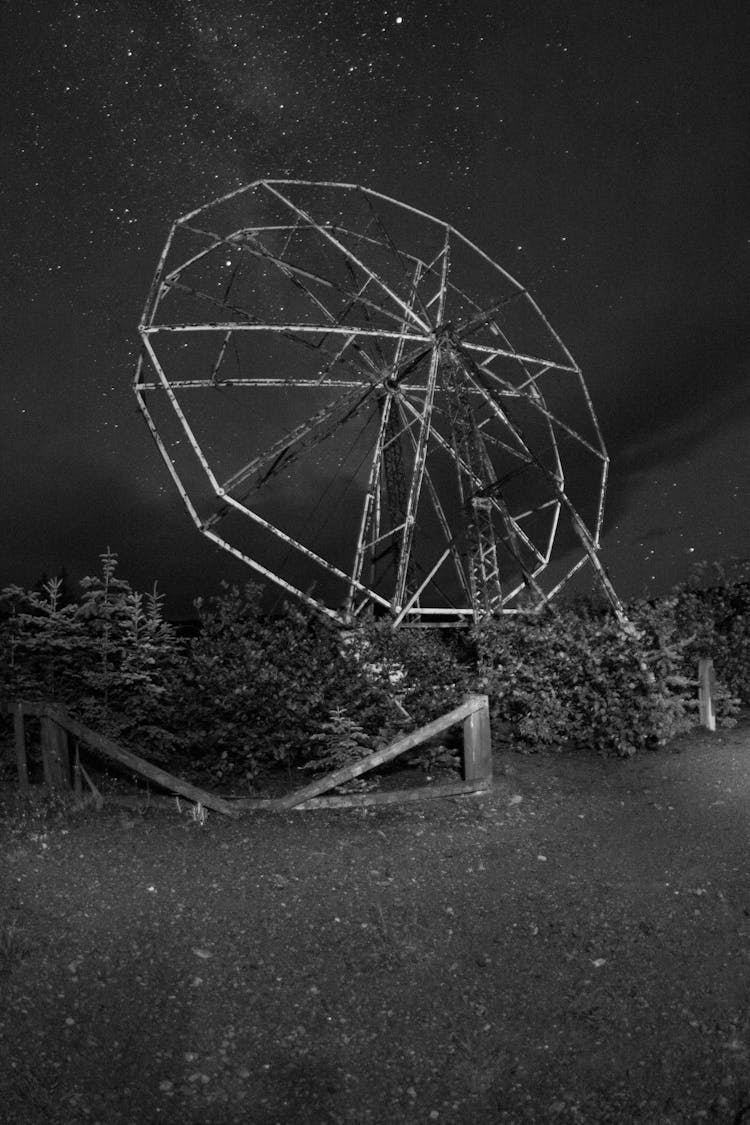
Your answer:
1,553 -> 747,778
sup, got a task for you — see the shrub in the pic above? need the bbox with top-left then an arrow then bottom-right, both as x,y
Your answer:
474,603 -> 700,757
171,584 -> 392,782
671,558 -> 750,703
349,616 -> 474,727
5,549 -> 747,779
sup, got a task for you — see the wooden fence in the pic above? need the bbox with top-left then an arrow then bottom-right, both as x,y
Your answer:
2,700 -> 241,816
1,662 -> 719,817
1,694 -> 493,817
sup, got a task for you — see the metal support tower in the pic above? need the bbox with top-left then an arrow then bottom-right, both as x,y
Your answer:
380,390 -> 413,588
439,333 -> 504,621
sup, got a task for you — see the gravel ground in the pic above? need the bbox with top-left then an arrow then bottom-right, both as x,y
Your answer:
2,722 -> 750,1125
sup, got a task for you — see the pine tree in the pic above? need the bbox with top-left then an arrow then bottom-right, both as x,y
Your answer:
0,550 -> 183,758
301,706 -> 373,773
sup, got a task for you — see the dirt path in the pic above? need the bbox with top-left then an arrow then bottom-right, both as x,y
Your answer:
2,723 -> 750,1124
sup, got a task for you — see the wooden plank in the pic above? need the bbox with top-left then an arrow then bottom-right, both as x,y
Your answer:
65,779 -> 492,815
698,658 -> 716,732
43,706 -> 240,819
41,716 -> 70,791
293,776 -> 492,810
276,696 -> 487,811
13,702 -> 29,797
463,695 -> 491,781
222,796 -> 283,811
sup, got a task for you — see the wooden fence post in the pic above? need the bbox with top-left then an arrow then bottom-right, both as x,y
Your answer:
698,658 -> 716,732
13,703 -> 29,797
41,715 -> 71,791
463,694 -> 492,781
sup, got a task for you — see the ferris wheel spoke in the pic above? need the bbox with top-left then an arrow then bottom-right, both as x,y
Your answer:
262,181 -> 433,336
220,383 -> 378,499
324,264 -> 428,335
454,290 -> 529,340
248,226 -> 425,338
357,188 -> 434,329
459,338 -> 577,373
468,359 -> 603,461
217,492 -> 391,610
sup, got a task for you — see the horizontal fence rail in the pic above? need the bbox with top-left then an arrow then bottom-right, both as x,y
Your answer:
1,693 -> 493,814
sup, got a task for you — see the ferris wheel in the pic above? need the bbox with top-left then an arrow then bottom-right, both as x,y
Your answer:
134,180 -> 622,626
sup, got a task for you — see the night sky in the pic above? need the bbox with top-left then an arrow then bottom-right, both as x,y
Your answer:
3,0 -> 749,619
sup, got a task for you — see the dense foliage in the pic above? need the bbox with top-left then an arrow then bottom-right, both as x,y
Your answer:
347,617 -> 473,726
171,583 -> 393,783
475,605 -> 686,757
474,571 -> 743,757
672,559 -> 750,703
0,551 -> 182,757
2,553 -> 748,782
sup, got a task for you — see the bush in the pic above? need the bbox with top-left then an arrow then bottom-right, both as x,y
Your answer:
5,549 -> 748,779
671,558 -> 750,703
171,584 -> 392,783
349,616 -> 474,727
474,603 -> 701,757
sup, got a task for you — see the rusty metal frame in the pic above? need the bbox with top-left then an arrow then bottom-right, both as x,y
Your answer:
135,180 -> 623,626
